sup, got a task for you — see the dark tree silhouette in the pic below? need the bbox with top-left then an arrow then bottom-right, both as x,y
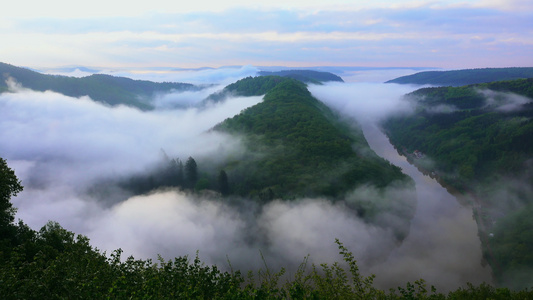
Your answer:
184,157 -> 198,188
218,170 -> 229,196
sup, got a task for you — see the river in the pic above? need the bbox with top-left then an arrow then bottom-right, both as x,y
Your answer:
361,122 -> 493,291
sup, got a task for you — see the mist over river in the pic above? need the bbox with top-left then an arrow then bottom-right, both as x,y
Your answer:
361,122 -> 493,291
3,69 -> 495,292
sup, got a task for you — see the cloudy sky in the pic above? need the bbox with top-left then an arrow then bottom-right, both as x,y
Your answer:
2,0 -> 532,69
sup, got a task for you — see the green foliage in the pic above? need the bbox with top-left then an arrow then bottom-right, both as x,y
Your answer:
0,158 -> 23,226
185,156 -> 198,188
215,78 -> 410,201
204,75 -> 294,103
257,70 -> 344,83
0,158 -> 24,262
0,62 -> 196,110
491,203 -> 533,289
383,79 -> 533,191
218,170 -> 230,196
386,67 -> 533,86
382,79 -> 533,289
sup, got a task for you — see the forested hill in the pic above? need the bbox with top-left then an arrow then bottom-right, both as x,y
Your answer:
213,77 -> 415,238
204,75 -> 296,103
382,78 -> 533,289
257,69 -> 344,83
0,62 -> 196,110
214,78 -> 410,198
386,67 -> 533,86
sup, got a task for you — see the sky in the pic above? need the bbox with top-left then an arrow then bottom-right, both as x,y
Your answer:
1,0 -> 533,69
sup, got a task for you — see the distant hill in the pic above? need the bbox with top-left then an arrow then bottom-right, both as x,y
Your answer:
0,62 -> 196,110
386,67 -> 533,86
257,69 -> 344,83
382,78 -> 533,288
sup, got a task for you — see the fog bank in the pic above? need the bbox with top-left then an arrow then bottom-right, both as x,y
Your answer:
309,82 -> 493,291
1,74 -> 495,292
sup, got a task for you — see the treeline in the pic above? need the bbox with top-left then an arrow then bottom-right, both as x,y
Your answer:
118,156 -> 230,196
2,158 -> 533,298
386,67 -> 533,86
257,69 -> 344,83
0,62 -> 197,110
382,78 -> 533,288
204,75 -> 293,103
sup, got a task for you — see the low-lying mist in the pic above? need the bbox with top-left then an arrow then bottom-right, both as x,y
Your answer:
1,73 -> 494,292
308,82 -> 493,289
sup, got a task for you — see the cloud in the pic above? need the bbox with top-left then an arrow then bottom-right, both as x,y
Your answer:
308,82 -> 417,123
43,65 -> 260,85
2,3 -> 533,68
1,81 -> 261,190
477,89 -> 532,112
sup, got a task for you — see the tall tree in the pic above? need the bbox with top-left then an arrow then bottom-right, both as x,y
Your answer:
218,170 -> 229,196
184,157 -> 198,188
175,158 -> 184,187
0,158 -> 23,227
0,158 -> 24,260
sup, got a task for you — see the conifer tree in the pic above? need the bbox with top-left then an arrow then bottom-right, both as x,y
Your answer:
184,157 -> 198,188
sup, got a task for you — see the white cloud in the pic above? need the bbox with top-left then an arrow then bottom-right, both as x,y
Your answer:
2,1 -> 533,68
0,83 -> 261,189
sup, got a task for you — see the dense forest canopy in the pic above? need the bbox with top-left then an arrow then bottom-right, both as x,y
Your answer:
382,78 -> 533,289
386,67 -> 533,86
0,62 -> 197,110
257,69 -> 344,83
211,77 -> 416,241
214,78 -> 410,198
204,76 -> 293,103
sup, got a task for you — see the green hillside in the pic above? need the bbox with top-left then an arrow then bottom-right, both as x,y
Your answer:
204,75 -> 292,103
0,62 -> 196,110
386,67 -> 533,86
382,78 -> 533,288
215,78 -> 410,198
204,72 -> 343,104
211,77 -> 415,240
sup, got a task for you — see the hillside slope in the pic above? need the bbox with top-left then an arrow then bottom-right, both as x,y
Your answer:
0,62 -> 196,110
213,78 -> 415,239
382,78 -> 533,288
386,67 -> 533,86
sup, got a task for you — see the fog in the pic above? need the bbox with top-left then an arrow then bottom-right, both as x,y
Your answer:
43,65 -> 260,85
308,82 -> 493,289
1,71 -> 493,291
477,88 -> 532,112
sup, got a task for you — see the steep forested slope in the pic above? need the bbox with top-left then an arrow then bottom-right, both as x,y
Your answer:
215,78 -> 410,199
204,75 -> 292,103
210,77 -> 416,241
386,67 -> 533,86
0,62 -> 196,109
382,78 -> 533,288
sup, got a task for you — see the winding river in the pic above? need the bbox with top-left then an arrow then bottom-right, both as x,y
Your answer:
361,122 -> 493,291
